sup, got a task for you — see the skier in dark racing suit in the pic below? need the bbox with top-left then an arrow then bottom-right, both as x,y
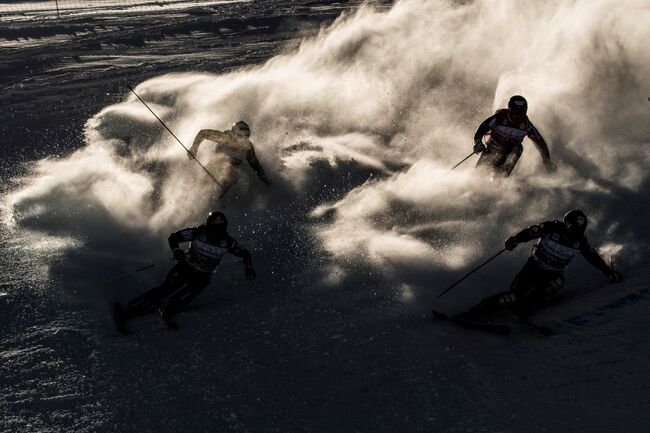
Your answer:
459,210 -> 622,320
473,95 -> 555,177
117,211 -> 255,329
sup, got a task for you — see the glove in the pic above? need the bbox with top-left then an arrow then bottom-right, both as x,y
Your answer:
543,159 -> 557,173
172,248 -> 185,261
473,142 -> 486,154
605,269 -> 622,284
504,236 -> 519,251
244,266 -> 256,281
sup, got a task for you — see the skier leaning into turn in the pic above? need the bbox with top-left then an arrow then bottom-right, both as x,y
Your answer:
473,95 -> 555,177
115,211 -> 256,332
188,121 -> 271,194
458,210 -> 622,320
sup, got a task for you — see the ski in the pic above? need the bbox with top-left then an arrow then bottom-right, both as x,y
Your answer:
114,302 -> 179,334
431,310 -> 511,335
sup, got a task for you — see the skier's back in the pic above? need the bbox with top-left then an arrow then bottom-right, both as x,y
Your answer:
188,121 -> 271,195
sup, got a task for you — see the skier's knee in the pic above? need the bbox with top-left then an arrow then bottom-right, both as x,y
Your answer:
544,275 -> 565,298
498,292 -> 518,306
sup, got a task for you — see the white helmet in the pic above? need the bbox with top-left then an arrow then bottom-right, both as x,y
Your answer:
231,121 -> 251,138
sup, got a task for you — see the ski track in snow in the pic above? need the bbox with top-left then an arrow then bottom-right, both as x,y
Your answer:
2,1 -> 650,432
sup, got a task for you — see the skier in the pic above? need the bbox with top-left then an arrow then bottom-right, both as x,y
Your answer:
473,95 -> 555,177
458,210 -> 622,320
115,211 -> 256,332
188,121 -> 271,194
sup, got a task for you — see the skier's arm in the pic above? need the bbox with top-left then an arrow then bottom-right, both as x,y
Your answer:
516,221 -> 556,242
579,240 -> 609,272
579,238 -> 621,283
473,114 -> 497,152
526,122 -> 554,172
189,129 -> 227,158
229,240 -> 256,280
246,147 -> 271,186
505,221 -> 554,250
168,227 -> 197,259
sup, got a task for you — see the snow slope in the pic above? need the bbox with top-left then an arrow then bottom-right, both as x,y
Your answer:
1,1 -> 650,432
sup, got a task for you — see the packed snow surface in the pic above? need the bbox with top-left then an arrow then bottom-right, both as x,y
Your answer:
1,0 -> 650,432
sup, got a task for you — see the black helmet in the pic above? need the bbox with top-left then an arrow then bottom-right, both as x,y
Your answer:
231,121 -> 251,138
206,211 -> 228,236
508,95 -> 528,121
563,209 -> 588,235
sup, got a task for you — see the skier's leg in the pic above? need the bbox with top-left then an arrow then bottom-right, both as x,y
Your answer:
208,159 -> 239,199
217,169 -> 239,199
462,259 -> 539,320
509,259 -> 555,317
458,291 -> 511,320
124,262 -> 187,318
476,150 -> 508,180
159,272 -> 211,319
542,274 -> 565,300
475,150 -> 503,170
499,143 -> 523,177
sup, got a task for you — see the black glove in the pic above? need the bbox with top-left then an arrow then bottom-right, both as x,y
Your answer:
245,266 -> 256,281
505,236 -> 519,251
605,269 -> 622,283
172,248 -> 185,261
473,141 -> 486,154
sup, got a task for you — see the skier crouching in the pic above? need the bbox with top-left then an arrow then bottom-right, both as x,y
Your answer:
473,95 -> 555,177
188,121 -> 272,196
459,210 -> 622,320
115,211 -> 256,332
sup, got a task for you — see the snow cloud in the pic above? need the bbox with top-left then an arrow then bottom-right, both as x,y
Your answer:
5,0 -> 650,293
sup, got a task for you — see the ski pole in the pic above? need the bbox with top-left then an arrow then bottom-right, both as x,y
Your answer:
72,258 -> 174,294
449,151 -> 477,172
127,85 -> 223,187
435,248 -> 507,300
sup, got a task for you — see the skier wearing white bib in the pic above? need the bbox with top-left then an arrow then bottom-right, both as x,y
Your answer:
473,95 -> 555,177
459,210 -> 622,320
115,212 -> 255,333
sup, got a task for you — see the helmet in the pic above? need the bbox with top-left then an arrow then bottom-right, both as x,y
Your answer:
507,95 -> 528,121
206,211 -> 228,237
563,209 -> 588,235
231,121 -> 251,138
